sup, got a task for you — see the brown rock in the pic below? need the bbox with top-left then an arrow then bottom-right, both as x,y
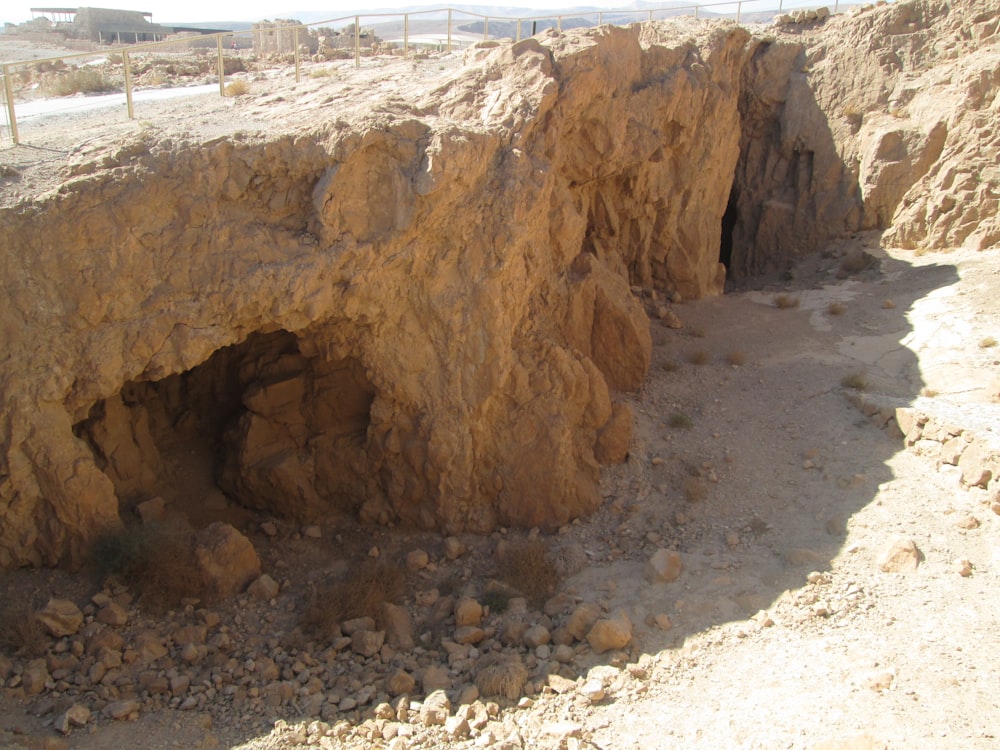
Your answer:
194,523 -> 261,600
405,549 -> 429,571
102,698 -> 139,720
54,704 -> 91,734
135,496 -> 168,524
643,549 -> 683,583
383,602 -> 415,650
878,537 -> 922,573
351,630 -> 385,658
247,573 -> 280,601
22,658 -> 50,695
566,602 -> 602,641
594,402 -> 633,465
454,626 -> 486,645
421,664 -> 452,694
96,602 -> 128,627
386,669 -> 416,696
586,610 -> 633,653
454,597 -> 484,627
36,599 -> 83,637
419,689 -> 451,727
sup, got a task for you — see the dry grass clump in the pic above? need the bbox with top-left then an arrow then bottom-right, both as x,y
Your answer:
669,411 -> 693,429
300,560 -> 405,641
690,327 -> 707,339
882,299 -> 896,309
309,67 -> 335,78
41,67 -> 115,97
839,249 -> 875,275
726,351 -> 746,366
978,336 -> 998,349
826,302 -> 847,316
689,349 -> 711,365
475,654 -> 528,700
773,294 -> 800,309
841,372 -> 868,391
0,603 -> 49,658
661,360 -> 680,373
683,476 -> 708,503
481,587 -> 512,615
224,78 -> 250,96
88,525 -> 204,613
498,539 -> 560,609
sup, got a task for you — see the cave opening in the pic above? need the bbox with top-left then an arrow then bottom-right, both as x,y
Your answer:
73,329 -> 377,530
719,184 -> 739,274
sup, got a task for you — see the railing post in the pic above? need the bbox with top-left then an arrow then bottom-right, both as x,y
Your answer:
736,0 -> 742,24
599,12 -> 603,25
558,16 -> 562,31
354,16 -> 360,68
447,9 -> 452,52
778,0 -> 783,12
834,0 -> 840,11
294,28 -> 301,82
483,17 -> 489,41
2,64 -> 18,145
516,19 -> 520,42
694,4 -> 699,19
123,50 -> 134,119
217,35 -> 225,96
649,9 -> 654,21
404,14 -> 409,59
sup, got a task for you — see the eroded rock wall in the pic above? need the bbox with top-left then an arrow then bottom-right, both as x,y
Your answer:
3,0 -> 996,568
800,0 -> 1000,251
0,23 -> 753,567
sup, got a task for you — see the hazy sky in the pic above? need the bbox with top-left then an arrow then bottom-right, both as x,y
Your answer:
2,1 -> 635,25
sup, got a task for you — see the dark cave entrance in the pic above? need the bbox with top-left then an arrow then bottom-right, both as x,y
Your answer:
73,330 -> 376,528
719,185 -> 739,273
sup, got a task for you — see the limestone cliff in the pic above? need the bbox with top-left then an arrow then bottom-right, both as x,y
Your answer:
1,0 -> 997,568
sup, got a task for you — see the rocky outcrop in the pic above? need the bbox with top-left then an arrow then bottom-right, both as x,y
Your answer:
2,0 -> 998,568
803,0 -> 1000,251
0,22 -> 756,567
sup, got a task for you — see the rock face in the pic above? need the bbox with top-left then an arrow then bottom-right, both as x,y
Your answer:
1,0 -> 998,568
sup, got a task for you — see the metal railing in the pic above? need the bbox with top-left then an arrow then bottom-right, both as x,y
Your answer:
0,0 -> 852,147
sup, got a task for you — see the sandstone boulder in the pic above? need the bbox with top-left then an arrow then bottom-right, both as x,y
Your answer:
36,598 -> 83,637
194,523 -> 261,600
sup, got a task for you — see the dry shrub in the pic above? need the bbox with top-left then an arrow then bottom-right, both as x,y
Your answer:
300,560 -> 405,641
669,411 -> 693,429
882,299 -> 896,309
224,78 -> 250,96
475,654 -> 528,700
42,67 -> 115,97
661,360 -> 679,372
726,351 -> 746,366
689,350 -> 711,365
773,294 -> 800,309
683,476 -> 708,503
839,249 -> 875,275
979,336 -> 998,349
481,587 -> 512,615
841,372 -> 868,391
498,540 -> 560,609
690,327 -> 707,339
88,525 -> 204,613
0,603 -> 48,658
826,302 -> 847,316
